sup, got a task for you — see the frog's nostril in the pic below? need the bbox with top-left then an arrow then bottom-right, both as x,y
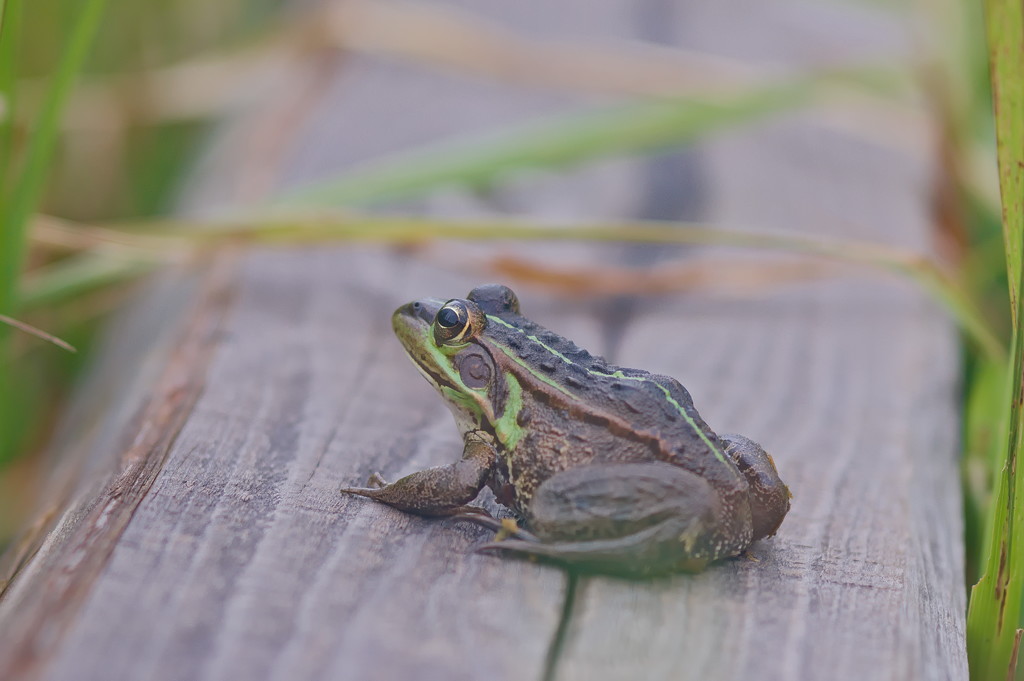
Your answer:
400,298 -> 444,323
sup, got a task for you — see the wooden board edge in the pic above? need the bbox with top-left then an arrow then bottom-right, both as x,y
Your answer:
0,257 -> 238,678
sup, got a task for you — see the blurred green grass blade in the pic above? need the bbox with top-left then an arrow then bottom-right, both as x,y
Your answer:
0,0 -> 106,464
17,253 -> 154,311
0,0 -> 107,318
277,81 -> 814,208
117,212 -> 1003,360
967,0 -> 1024,676
963,356 -> 1010,579
0,0 -> 20,186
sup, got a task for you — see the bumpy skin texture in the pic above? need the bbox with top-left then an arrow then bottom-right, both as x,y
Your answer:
341,285 -> 791,576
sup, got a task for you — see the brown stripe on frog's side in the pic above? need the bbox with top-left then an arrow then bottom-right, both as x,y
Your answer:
484,315 -> 733,470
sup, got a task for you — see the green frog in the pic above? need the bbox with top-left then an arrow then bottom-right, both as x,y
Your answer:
341,284 -> 790,575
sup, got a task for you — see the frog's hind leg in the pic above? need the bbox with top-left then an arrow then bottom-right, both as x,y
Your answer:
477,462 -> 729,576
477,522 -> 710,575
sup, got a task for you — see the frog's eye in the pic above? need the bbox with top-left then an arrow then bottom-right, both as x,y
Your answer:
433,300 -> 475,345
437,305 -> 463,329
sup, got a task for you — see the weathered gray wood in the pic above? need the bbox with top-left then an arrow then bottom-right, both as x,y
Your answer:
0,265 -> 227,677
40,252 -> 570,681
0,0 -> 966,680
551,1 -> 965,673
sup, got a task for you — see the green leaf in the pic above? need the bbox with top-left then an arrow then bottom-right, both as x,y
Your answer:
0,0 -> 107,464
0,0 -> 108,318
276,81 -> 815,208
966,0 -> 1024,677
17,253 -> 154,311
0,0 -> 20,187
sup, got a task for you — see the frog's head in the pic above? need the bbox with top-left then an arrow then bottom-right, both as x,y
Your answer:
392,284 -> 522,436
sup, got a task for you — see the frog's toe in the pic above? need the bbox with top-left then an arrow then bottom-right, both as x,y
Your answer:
456,514 -> 540,541
494,518 -> 540,542
339,472 -> 389,495
451,505 -> 491,518
475,538 -> 542,555
339,485 -> 381,498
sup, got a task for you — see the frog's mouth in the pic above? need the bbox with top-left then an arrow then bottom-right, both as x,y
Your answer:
392,297 -> 458,391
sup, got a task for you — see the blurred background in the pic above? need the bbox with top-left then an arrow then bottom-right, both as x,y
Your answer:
0,2 -> 1017,670
0,0 -> 303,537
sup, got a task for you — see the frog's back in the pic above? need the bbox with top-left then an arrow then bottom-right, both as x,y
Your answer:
486,311 -> 735,473
585,368 -> 735,475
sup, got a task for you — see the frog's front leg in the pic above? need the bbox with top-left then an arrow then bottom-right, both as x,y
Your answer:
479,462 -> 736,576
341,431 -> 495,516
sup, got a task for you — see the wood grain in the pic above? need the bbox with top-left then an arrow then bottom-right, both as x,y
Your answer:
38,252 -> 570,681
0,0 -> 967,679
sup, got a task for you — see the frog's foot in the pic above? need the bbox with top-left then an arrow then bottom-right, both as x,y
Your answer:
476,462 -> 734,576
341,481 -> 485,518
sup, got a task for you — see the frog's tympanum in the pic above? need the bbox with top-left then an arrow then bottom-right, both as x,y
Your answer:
341,284 -> 790,576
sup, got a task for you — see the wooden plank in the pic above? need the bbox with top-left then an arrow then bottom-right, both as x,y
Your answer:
0,266 -> 228,676
0,0 -> 967,679
35,252 -> 570,681
553,1 -> 967,675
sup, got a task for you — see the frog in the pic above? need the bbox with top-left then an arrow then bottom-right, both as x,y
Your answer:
341,284 -> 790,576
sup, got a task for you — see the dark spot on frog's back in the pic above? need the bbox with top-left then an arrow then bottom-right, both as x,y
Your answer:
608,382 -> 644,413
517,407 -> 533,426
564,375 -> 585,389
563,363 -> 591,390
567,348 -> 595,364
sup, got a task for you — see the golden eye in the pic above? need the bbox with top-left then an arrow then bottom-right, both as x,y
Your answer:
433,301 -> 471,345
